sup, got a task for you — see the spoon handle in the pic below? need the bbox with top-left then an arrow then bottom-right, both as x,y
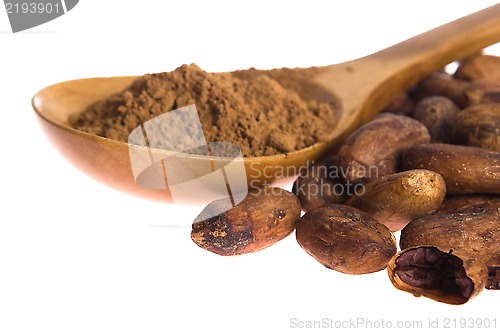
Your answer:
367,3 -> 500,86
318,3 -> 500,124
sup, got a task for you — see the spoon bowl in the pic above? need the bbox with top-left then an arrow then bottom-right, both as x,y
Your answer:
33,4 -> 500,203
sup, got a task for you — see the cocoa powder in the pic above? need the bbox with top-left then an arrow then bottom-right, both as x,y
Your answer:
70,64 -> 338,157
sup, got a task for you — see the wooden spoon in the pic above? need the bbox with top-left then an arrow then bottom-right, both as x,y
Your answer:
33,4 -> 500,203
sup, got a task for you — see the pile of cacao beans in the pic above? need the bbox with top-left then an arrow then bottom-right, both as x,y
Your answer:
191,53 -> 500,305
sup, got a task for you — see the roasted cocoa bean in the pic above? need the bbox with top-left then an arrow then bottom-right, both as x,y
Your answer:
346,169 -> 446,232
453,103 -> 500,152
437,194 -> 500,214
455,54 -> 500,82
292,157 -> 348,212
413,96 -> 460,143
461,80 -> 500,107
402,143 -> 500,194
191,187 -> 301,255
296,204 -> 396,274
338,113 -> 430,183
381,92 -> 415,117
411,72 -> 469,107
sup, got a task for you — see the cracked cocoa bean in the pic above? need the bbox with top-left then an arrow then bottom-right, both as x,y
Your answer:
388,210 -> 500,304
389,247 -> 474,304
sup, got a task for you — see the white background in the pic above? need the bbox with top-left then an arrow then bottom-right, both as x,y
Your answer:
1,1 -> 499,331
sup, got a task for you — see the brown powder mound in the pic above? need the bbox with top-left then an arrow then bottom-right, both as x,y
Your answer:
70,64 -> 338,157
